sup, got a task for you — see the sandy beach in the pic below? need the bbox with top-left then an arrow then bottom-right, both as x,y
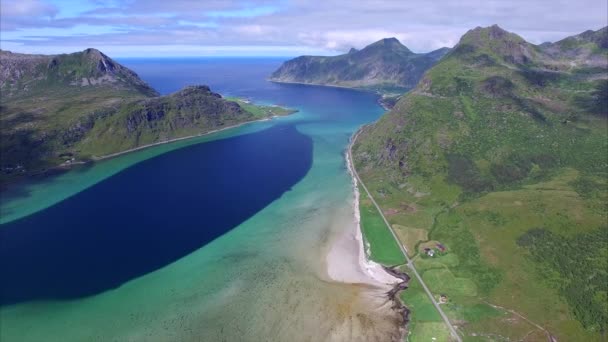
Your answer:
325,149 -> 400,287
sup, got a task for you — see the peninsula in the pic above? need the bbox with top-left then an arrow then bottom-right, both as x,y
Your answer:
0,49 -> 296,188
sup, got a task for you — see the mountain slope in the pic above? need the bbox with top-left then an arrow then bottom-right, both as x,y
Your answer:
269,38 -> 450,92
75,85 -> 255,156
352,25 -> 607,340
0,49 -> 293,187
0,48 -> 158,98
540,26 -> 608,67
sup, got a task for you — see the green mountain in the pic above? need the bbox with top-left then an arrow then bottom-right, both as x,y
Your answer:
0,49 -> 293,187
269,38 -> 450,93
0,48 -> 159,98
352,25 -> 607,340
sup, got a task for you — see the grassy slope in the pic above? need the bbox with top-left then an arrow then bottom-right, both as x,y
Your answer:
359,190 -> 406,265
0,49 -> 153,173
76,95 -> 295,158
400,275 -> 452,342
353,26 -> 607,341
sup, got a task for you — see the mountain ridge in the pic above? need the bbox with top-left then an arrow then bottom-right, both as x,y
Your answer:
269,38 -> 451,93
0,48 -> 158,98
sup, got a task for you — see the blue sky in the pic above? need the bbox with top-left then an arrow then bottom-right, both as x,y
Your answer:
1,0 -> 607,57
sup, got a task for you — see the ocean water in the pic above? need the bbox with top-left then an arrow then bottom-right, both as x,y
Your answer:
0,58 -> 400,341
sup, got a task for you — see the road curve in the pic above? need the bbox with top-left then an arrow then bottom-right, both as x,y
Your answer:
348,126 -> 462,342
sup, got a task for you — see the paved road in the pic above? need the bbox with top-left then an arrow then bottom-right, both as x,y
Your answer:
349,128 -> 462,342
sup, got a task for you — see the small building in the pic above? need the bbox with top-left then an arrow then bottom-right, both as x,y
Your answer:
426,249 -> 435,257
436,243 -> 446,252
439,294 -> 448,303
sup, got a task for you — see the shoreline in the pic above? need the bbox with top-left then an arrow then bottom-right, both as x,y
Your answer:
324,146 -> 400,287
1,105 -> 292,193
92,116 -> 277,161
344,126 -> 413,338
268,79 -> 378,93
324,126 -> 412,338
268,79 -> 402,111
21,117 -> 274,175
1,93 -> 297,191
344,126 -> 463,341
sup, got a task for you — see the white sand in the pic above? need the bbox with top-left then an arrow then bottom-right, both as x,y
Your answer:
325,151 -> 400,287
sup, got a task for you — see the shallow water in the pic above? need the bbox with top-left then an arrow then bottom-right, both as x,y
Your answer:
0,58 -> 400,341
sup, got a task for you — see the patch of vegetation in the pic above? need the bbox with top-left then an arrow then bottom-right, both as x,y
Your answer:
518,67 -> 562,87
432,212 -> 502,296
423,268 -> 478,297
517,227 -> 608,332
574,79 -> 608,116
392,224 -> 428,257
358,190 -> 406,265
399,274 -> 451,341
414,253 -> 460,271
462,303 -> 503,323
479,75 -> 514,97
447,154 -> 492,193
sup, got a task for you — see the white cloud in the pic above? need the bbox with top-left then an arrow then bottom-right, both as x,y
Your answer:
232,24 -> 276,36
0,0 -> 58,17
298,30 -> 412,50
1,0 -> 606,56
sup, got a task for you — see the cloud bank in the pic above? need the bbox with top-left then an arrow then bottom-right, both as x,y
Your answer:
1,0 -> 606,56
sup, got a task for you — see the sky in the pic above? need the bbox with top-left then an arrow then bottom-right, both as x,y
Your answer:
1,0 -> 607,57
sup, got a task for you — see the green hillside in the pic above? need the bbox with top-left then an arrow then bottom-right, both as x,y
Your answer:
352,25 -> 607,341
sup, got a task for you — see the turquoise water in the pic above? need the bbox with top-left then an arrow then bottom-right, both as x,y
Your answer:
0,59 -> 401,341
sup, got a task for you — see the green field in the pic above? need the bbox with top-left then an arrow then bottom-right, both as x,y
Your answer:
359,190 -> 406,265
400,273 -> 452,342
392,224 -> 428,257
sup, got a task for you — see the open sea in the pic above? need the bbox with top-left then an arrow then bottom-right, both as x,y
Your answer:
0,58 -> 401,341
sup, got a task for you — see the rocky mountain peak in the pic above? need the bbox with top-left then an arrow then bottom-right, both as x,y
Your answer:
461,24 -> 525,46
555,26 -> 608,49
0,48 -> 158,97
380,37 -> 400,45
454,25 -> 534,65
426,47 -> 452,61
361,37 -> 413,55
